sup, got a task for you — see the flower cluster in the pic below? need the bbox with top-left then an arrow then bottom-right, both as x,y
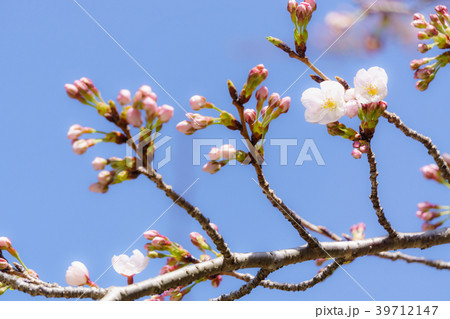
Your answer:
420,159 -> 450,188
178,64 -> 291,174
65,79 -> 175,193
301,67 -> 388,158
416,201 -> 450,231
143,227 -> 222,301
410,5 -> 450,91
287,0 -> 317,56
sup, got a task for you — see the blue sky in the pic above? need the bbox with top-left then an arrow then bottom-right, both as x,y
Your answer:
1,0 -> 449,301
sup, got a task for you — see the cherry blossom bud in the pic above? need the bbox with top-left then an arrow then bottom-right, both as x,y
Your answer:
65,84 -> 79,99
420,164 -> 444,183
209,147 -> 221,161
148,295 -> 165,301
422,221 -> 444,231
416,210 -> 439,221
315,258 -> 327,266
244,109 -> 256,124
425,25 -> 439,37
0,237 -> 12,252
418,201 -> 438,212
92,157 -> 108,170
410,58 -> 430,70
80,77 -> 99,97
268,93 -> 280,108
414,13 -> 426,21
139,85 -> 152,97
143,230 -> 163,241
415,80 -> 429,91
435,5 -> 448,14
414,67 -> 434,80
211,275 -> 222,288
67,124 -> 83,140
287,0 -> 298,14
345,100 -> 360,119
0,258 -> 9,270
176,120 -> 196,135
417,43 -> 430,53
98,170 -> 113,185
65,261 -> 96,287
351,149 -> 362,159
202,162 -> 221,174
189,95 -> 207,111
210,223 -> 219,232
242,64 -> 268,98
157,105 -> 174,123
152,237 -> 171,249
255,86 -> 269,102
296,2 -> 312,22
411,19 -> 428,28
133,90 -> 143,105
117,89 -> 132,106
353,141 -> 361,149
220,144 -> 236,160
189,114 -> 214,130
126,107 -> 143,128
89,182 -> 108,194
142,97 -> 157,116
190,232 -> 211,251
72,139 -> 89,155
304,0 -> 317,11
261,106 -> 268,118
350,222 -> 366,240
279,97 -> 291,113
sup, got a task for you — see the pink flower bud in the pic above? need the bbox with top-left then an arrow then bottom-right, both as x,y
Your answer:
304,0 -> 317,11
268,93 -> 280,108
142,97 -> 158,116
351,149 -> 362,159
350,222 -> 366,240
359,144 -> 369,153
420,164 -> 444,183
67,124 -> 83,140
0,237 -> 12,251
211,275 -> 222,288
189,95 -> 207,111
65,84 -> 79,99
65,261 -> 94,287
202,162 -> 221,174
417,201 -> 438,212
435,5 -> 448,15
74,80 -> 89,94
0,258 -> 9,270
133,90 -> 143,105
244,109 -> 257,124
72,139 -> 89,155
189,114 -> 213,130
92,157 -> 108,171
80,77 -> 99,96
210,223 -> 219,232
261,106 -> 268,117
190,232 -> 211,251
255,86 -> 269,101
157,105 -> 174,123
220,144 -> 236,160
287,0 -> 298,14
143,230 -> 162,240
414,13 -> 426,21
315,258 -> 327,266
176,120 -> 195,135
126,107 -> 143,128
425,25 -> 438,37
353,141 -> 361,149
89,182 -> 108,193
422,221 -> 443,231
139,85 -> 152,97
98,170 -> 113,185
152,236 -> 170,249
117,89 -> 132,106
148,295 -> 165,301
209,147 -> 221,161
296,2 -> 312,21
279,97 -> 291,113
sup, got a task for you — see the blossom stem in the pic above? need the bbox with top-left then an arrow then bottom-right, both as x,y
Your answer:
127,276 -> 134,285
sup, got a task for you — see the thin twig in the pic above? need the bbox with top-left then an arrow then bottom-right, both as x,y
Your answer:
375,251 -> 450,270
382,111 -> 450,183
223,258 -> 345,292
209,268 -> 274,301
367,145 -> 398,238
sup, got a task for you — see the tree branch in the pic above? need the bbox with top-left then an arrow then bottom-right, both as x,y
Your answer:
367,145 -> 398,238
210,268 -> 274,301
382,111 -> 450,183
224,258 -> 345,292
100,228 -> 450,301
375,251 -> 450,270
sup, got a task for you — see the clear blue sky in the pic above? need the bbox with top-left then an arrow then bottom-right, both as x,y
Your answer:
1,0 -> 449,301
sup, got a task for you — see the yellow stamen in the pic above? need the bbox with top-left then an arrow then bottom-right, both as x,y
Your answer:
364,83 -> 378,96
321,98 -> 337,110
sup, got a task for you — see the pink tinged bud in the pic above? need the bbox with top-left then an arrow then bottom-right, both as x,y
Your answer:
244,109 -> 257,124
211,275 -> 222,288
202,162 -> 221,174
0,258 -> 9,270
415,80 -> 429,91
351,149 -> 362,159
261,106 -> 268,117
418,201 -> 438,212
92,157 -> 107,171
296,2 -> 312,21
139,85 -> 152,97
255,86 -> 269,101
189,95 -> 207,111
315,258 -> 327,266
176,120 -> 195,135
126,107 -> 143,128
287,0 -> 298,14
97,170 -> 113,185
190,232 -> 211,251
420,164 -> 443,182
279,97 -> 291,113
425,25 -> 439,37
89,182 -> 108,194
220,144 -> 236,160
350,222 -> 366,240
157,105 -> 174,123
117,89 -> 132,106
133,91 -> 143,106
65,261 -> 91,286
209,147 -> 221,161
148,295 -> 165,301
72,139 -> 89,155
268,93 -> 280,108
65,84 -> 79,99
142,97 -> 158,116
414,13 -> 426,21
80,77 -> 99,96
422,221 -> 444,231
210,223 -> 219,232
435,5 -> 448,15
67,124 -> 83,140
152,236 -> 170,249
411,19 -> 428,28
143,230 -> 163,241
417,32 -> 429,40
190,114 -> 213,130
345,100 -> 360,119
0,237 -> 12,251
304,0 -> 317,11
